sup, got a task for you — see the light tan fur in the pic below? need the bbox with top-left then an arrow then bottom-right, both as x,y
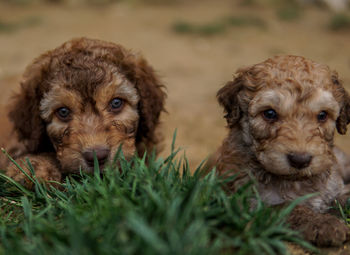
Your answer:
216,55 -> 350,246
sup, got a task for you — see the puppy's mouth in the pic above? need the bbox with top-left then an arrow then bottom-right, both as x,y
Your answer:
80,160 -> 112,174
84,158 -> 109,169
85,161 -> 108,171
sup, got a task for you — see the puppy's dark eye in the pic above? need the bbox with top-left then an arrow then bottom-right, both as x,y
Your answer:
263,109 -> 278,122
56,107 -> 71,121
317,111 -> 328,122
110,98 -> 124,112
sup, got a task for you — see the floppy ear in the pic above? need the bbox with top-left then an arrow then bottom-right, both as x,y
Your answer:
217,74 -> 244,128
8,53 -> 54,153
133,58 -> 166,155
117,53 -> 166,155
333,74 -> 350,135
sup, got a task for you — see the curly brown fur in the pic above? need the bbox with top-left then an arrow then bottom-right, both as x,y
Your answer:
2,37 -> 166,186
216,55 -> 350,246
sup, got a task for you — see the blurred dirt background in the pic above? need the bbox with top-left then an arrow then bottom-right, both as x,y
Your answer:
1,0 -> 350,168
0,0 -> 350,253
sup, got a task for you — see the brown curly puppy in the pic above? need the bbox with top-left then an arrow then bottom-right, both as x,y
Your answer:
216,55 -> 350,246
1,37 -> 166,188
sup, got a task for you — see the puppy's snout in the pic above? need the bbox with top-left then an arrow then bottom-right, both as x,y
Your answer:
287,152 -> 313,169
83,146 -> 110,167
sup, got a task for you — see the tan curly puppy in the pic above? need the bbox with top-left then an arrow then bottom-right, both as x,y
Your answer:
1,37 -> 166,188
216,55 -> 350,246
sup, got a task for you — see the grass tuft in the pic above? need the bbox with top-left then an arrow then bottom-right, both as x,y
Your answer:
273,0 -> 302,21
172,21 -> 227,36
0,17 -> 41,34
329,13 -> 350,31
0,147 -> 316,254
225,16 -> 266,28
172,15 -> 265,37
334,197 -> 350,225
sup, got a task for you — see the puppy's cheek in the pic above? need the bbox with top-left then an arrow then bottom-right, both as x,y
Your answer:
56,146 -> 85,173
108,119 -> 138,156
110,139 -> 136,161
308,155 -> 333,175
250,118 -> 288,175
321,122 -> 336,143
257,149 -> 291,175
46,122 -> 69,149
306,141 -> 334,175
108,129 -> 136,159
249,117 -> 278,141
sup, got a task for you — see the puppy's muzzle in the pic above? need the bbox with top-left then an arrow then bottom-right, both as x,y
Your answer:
83,146 -> 110,167
287,152 -> 313,169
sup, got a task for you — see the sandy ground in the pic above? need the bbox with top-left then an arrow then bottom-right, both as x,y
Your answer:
0,1 -> 350,253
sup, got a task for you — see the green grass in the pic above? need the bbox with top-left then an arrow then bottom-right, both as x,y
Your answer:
172,21 -> 227,36
274,0 -> 302,21
329,13 -> 350,31
172,15 -> 266,36
334,198 -> 350,226
225,16 -> 266,28
0,145 -> 316,255
0,17 -> 41,34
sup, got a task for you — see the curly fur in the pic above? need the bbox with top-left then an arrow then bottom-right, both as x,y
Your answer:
216,55 -> 350,246
3,37 -> 166,185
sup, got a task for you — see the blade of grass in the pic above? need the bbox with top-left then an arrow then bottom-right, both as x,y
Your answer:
1,149 -> 35,184
0,173 -> 32,197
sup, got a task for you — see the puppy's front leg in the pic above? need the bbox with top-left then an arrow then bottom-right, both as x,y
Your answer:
288,205 -> 349,246
5,154 -> 61,190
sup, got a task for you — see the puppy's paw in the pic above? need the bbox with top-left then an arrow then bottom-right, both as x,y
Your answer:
288,205 -> 349,247
306,214 -> 349,247
5,154 -> 61,189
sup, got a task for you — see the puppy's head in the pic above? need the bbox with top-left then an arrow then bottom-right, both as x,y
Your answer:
9,37 -> 166,173
217,55 -> 350,177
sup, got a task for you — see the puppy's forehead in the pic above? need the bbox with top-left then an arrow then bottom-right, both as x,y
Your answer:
40,72 -> 137,118
95,73 -> 139,106
54,63 -> 115,98
244,56 -> 335,92
258,55 -> 330,80
50,68 -> 135,100
250,87 -> 339,116
308,89 -> 339,114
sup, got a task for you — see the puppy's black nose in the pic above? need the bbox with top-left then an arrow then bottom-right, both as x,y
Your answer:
83,147 -> 110,167
287,152 -> 313,169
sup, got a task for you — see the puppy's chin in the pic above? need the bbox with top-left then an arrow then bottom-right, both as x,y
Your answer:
57,145 -> 136,174
79,164 -> 105,174
60,159 -> 111,174
59,159 -> 88,174
257,150 -> 333,178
